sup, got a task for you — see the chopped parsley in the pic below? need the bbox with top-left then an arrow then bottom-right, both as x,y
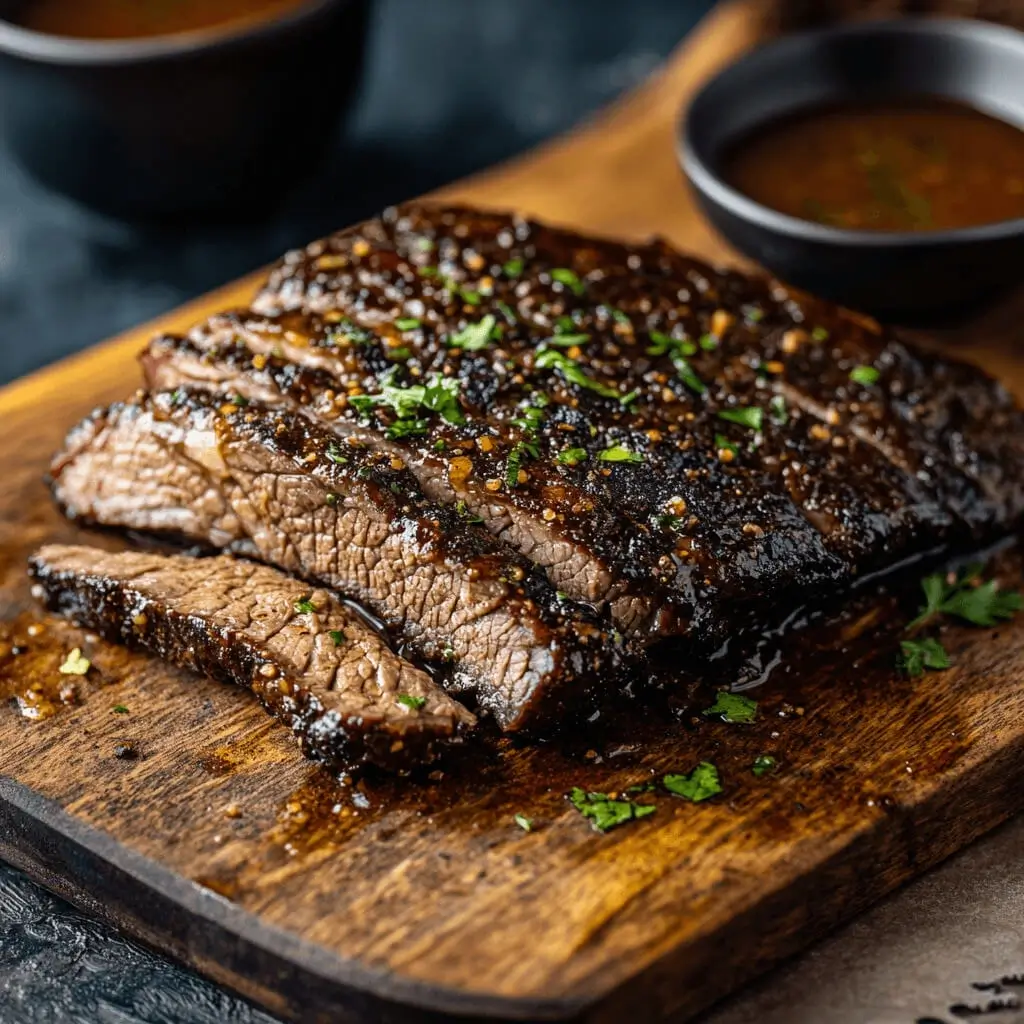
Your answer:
112,704 -> 129,714
568,787 -> 655,832
397,694 -> 427,711
350,369 -> 465,426
503,258 -> 524,278
511,393 -> 548,435
394,317 -> 421,331
812,326 -> 830,341
699,333 -> 719,351
652,513 -> 683,532
544,332 -> 591,348
231,394 -> 250,408
505,440 -> 538,488
59,648 -> 91,676
328,629 -> 346,646
326,317 -> 375,347
898,638 -> 950,677
663,762 -> 722,802
910,564 -> 1024,631
769,394 -> 788,425
416,237 -> 434,252
897,563 -> 1022,676
703,690 -> 758,724
535,348 -> 628,403
496,300 -> 518,324
648,331 -> 706,396
715,433 -> 739,458
294,598 -> 317,614
448,314 -> 498,352
325,443 -> 349,464
611,308 -> 631,326
598,444 -> 643,464
513,813 -> 534,832
386,417 -> 429,439
550,267 -> 586,296
849,365 -> 880,386
455,500 -> 484,523
752,754 -> 778,777
325,492 -> 339,507
717,406 -> 764,431
557,447 -> 588,466
744,306 -> 765,323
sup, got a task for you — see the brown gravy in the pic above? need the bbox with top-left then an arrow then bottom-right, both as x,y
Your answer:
17,0 -> 309,40
725,100 -> 1024,232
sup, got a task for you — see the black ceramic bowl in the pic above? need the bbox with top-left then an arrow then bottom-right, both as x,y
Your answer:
680,18 -> 1024,322
0,0 -> 369,219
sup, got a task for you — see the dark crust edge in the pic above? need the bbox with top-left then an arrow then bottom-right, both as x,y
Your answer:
27,553 -> 464,774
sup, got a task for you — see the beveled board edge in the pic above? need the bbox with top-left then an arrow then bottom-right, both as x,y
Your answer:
0,776 -> 582,1023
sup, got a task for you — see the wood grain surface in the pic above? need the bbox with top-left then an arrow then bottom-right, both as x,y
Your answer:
3,2 -> 1024,1022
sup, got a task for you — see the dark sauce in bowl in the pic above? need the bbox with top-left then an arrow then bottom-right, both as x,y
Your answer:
725,100 -> 1024,233
15,0 -> 311,39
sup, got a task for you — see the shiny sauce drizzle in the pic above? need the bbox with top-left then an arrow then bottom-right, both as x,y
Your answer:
16,0 -> 310,39
725,100 -> 1024,232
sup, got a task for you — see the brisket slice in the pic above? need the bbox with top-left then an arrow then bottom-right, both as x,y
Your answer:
49,390 -> 628,732
140,201 -> 1024,655
29,545 -> 474,771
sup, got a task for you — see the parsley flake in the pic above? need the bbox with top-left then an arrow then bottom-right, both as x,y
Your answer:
513,813 -> 534,832
294,598 -> 317,614
505,440 -> 538,488
752,755 -> 778,777
699,333 -> 719,351
598,444 -> 643,464
899,638 -> 950,677
350,369 -> 465,426
535,348 -> 629,403
568,787 -> 655,832
325,443 -> 349,464
59,648 -> 91,676
557,447 -> 588,466
850,365 -> 880,386
909,565 -> 1023,631
718,406 -> 764,431
812,326 -> 830,341
550,267 -> 586,296
112,704 -> 129,714
703,691 -> 758,724
648,331 -> 706,395
449,314 -> 498,352
455,500 -> 484,523
397,694 -> 427,711
503,258 -> 524,278
328,630 -> 346,646
496,300 -> 518,324
769,394 -> 788,425
395,317 -> 421,331
663,762 -> 722,802
386,417 -> 429,439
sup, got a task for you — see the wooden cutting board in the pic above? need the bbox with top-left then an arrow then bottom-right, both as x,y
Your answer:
4,3 -> 1024,1021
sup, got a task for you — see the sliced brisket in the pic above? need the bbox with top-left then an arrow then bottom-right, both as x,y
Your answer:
49,391 -> 628,731
29,545 -> 475,771
139,203 -> 1024,657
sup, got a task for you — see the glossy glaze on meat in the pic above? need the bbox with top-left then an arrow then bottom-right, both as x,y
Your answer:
141,203 -> 1024,663
30,545 -> 474,771
48,389 -> 629,731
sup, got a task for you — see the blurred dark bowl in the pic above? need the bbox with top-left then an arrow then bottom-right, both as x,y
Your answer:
679,18 -> 1024,323
0,0 -> 370,220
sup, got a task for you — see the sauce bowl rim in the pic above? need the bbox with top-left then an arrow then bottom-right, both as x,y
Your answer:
679,16 -> 1024,251
0,0 -> 344,64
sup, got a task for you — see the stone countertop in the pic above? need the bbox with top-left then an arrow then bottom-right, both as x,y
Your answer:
1,2 -> 1021,1022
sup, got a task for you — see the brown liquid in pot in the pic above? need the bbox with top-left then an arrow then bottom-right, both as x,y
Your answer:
16,0 -> 310,40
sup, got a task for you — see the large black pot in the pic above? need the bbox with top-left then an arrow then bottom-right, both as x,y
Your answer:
0,0 -> 370,219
